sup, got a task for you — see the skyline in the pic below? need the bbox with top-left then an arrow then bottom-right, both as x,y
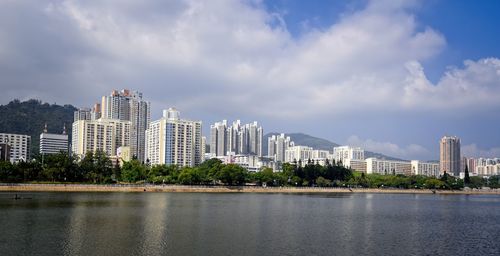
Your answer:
1,0 -> 500,160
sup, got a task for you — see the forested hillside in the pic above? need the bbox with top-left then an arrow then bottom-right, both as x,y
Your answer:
0,99 -> 76,157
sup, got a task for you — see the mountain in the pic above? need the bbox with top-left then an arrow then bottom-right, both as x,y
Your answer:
0,99 -> 77,157
263,132 -> 402,161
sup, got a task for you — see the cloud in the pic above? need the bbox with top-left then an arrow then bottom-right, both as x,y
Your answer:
0,0 -> 499,160
346,135 -> 431,160
462,144 -> 500,158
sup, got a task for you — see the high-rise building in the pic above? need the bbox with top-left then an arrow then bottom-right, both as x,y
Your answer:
268,133 -> 294,162
210,120 -> 227,156
100,89 -> 150,162
333,146 -> 365,164
440,136 -> 461,176
0,133 -> 31,163
210,120 -> 263,157
72,118 -> 131,158
145,108 -> 202,167
40,124 -> 69,155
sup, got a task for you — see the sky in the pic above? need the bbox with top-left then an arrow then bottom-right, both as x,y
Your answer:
0,0 -> 499,161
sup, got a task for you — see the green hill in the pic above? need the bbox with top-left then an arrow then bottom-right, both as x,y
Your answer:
263,132 -> 402,161
0,99 -> 77,157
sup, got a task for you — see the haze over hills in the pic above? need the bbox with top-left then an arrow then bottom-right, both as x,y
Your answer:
0,99 -> 76,157
263,132 -> 403,161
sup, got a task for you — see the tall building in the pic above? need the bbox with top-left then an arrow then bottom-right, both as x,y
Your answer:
333,146 -> 365,164
0,133 -> 31,163
100,89 -> 150,162
145,108 -> 202,167
210,120 -> 227,156
40,124 -> 69,155
210,120 -> 263,157
268,134 -> 294,162
72,118 -> 131,158
440,136 -> 461,176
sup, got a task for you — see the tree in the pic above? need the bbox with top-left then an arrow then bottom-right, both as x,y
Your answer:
121,159 -> 146,183
464,164 -> 471,185
216,164 -> 247,185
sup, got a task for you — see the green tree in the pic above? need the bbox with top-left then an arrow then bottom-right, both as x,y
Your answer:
121,159 -> 146,183
216,164 -> 248,185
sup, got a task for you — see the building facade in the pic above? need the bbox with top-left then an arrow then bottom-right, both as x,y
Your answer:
366,158 -> 412,175
333,146 -> 365,164
440,136 -> 461,176
40,125 -> 69,155
0,133 -> 31,163
411,161 -> 440,177
72,118 -> 131,158
210,120 -> 263,157
145,108 -> 202,167
100,89 -> 150,162
268,133 -> 294,163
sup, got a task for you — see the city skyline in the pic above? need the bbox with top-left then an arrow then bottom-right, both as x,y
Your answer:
1,1 -> 500,160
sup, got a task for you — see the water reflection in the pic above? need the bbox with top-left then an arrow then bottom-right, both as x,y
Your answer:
1,192 -> 500,256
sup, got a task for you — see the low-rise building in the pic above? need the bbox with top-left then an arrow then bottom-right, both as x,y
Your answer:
366,158 -> 412,175
40,124 -> 69,155
411,161 -> 440,177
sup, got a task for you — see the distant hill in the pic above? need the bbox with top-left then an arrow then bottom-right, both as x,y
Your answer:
0,99 -> 77,157
263,132 -> 402,161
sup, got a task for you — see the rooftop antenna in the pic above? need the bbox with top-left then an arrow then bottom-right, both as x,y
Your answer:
43,123 -> 48,133
62,123 -> 67,135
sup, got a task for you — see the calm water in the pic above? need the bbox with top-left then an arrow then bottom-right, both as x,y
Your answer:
0,192 -> 499,256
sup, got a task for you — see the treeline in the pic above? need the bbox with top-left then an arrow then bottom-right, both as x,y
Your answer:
0,151 -> 499,189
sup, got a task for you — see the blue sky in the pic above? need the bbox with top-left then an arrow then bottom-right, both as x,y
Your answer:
0,0 -> 499,160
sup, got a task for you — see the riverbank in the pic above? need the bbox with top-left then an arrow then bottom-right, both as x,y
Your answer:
1,183 -> 499,195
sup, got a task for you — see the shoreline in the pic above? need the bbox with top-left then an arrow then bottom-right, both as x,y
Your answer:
1,183 -> 499,195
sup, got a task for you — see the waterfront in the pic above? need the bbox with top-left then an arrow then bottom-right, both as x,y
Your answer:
1,192 -> 499,256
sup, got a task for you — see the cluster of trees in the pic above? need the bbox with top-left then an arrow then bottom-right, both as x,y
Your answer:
1,151 -> 499,189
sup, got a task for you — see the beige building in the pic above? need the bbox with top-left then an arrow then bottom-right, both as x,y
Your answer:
71,118 -> 131,159
366,158 -> 412,175
145,108 -> 202,167
411,161 -> 440,177
440,136 -> 461,176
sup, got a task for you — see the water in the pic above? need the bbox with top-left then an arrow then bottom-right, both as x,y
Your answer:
0,192 -> 499,256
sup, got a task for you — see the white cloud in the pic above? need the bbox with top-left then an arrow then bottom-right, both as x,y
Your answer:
346,135 -> 431,160
0,0 -> 499,160
462,144 -> 500,158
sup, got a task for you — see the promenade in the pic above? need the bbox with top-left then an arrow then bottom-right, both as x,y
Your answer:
1,183 -> 499,195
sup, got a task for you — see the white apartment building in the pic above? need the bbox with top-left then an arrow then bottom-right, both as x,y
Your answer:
366,158 -> 412,175
210,120 -> 263,157
0,133 -> 31,163
268,133 -> 294,163
145,108 -> 202,167
285,145 -> 313,163
72,118 -> 131,159
333,146 -> 365,164
100,89 -> 150,162
40,132 -> 68,155
411,161 -> 440,177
